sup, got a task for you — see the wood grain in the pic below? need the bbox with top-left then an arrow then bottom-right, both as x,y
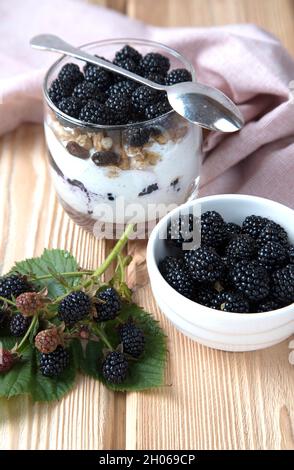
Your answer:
0,0 -> 294,450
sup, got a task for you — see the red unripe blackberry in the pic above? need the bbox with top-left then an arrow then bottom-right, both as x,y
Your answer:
15,291 -> 44,316
35,328 -> 62,354
0,350 -> 15,373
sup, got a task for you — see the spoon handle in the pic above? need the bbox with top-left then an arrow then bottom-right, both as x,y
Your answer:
30,34 -> 166,91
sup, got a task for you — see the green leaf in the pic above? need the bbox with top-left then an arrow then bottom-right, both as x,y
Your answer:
0,337 -> 33,398
0,337 -> 80,402
81,304 -> 167,392
11,249 -> 80,298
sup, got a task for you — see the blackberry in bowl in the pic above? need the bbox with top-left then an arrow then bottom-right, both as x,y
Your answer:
43,39 -> 202,237
147,194 -> 294,352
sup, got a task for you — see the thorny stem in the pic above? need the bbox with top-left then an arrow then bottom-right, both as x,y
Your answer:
92,224 -> 134,279
33,271 -> 93,281
0,296 -> 16,307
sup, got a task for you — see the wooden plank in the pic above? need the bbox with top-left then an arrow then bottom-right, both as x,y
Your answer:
125,0 -> 294,450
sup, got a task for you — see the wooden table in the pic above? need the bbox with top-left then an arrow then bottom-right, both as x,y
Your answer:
0,0 -> 294,450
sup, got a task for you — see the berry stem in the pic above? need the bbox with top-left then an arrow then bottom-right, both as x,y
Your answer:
16,314 -> 38,353
33,271 -> 93,281
84,224 -> 134,288
90,323 -> 113,350
93,224 -> 134,278
0,296 -> 16,307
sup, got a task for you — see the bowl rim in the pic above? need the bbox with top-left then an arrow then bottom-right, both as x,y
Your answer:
146,193 -> 294,322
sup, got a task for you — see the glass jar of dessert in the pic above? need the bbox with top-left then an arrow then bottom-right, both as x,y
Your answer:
43,38 -> 202,238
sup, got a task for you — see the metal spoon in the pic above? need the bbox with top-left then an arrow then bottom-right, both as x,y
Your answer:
30,34 -> 244,132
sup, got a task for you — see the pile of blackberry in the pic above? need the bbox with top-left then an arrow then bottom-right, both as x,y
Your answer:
161,212 -> 294,313
48,45 -> 192,125
0,275 -> 146,385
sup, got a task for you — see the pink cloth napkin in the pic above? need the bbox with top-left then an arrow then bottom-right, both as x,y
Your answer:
1,0 -> 294,207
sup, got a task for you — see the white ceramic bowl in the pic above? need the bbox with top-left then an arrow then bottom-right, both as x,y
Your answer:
147,194 -> 294,351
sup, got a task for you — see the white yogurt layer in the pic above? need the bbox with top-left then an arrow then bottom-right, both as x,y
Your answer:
45,121 -> 202,224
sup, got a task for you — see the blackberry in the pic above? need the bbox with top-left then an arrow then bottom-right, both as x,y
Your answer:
257,221 -> 288,247
58,63 -> 84,87
242,215 -> 269,239
213,291 -> 250,313
201,211 -> 227,248
160,260 -> 195,299
0,350 -> 15,373
257,241 -> 288,271
119,320 -> 145,358
84,64 -> 113,91
145,99 -> 171,120
143,71 -> 166,84
113,57 -> 140,75
114,45 -> 142,65
102,351 -> 128,384
159,256 -> 185,274
140,52 -> 170,74
73,81 -> 105,102
225,234 -> 256,264
58,96 -> 84,118
184,247 -> 225,283
231,260 -> 270,301
15,292 -> 44,316
0,274 -> 32,301
107,80 -> 137,98
79,100 -> 112,125
39,346 -> 69,378
166,68 -> 192,85
48,78 -> 73,105
131,86 -> 159,114
105,95 -> 130,123
225,222 -> 241,241
58,291 -> 91,324
256,299 -> 283,312
289,245 -> 294,264
9,313 -> 31,337
167,213 -> 199,248
194,286 -> 218,307
272,264 -> 294,303
125,127 -> 150,146
94,287 -> 121,321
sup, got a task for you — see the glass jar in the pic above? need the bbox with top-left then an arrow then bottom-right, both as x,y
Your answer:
43,39 -> 202,238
